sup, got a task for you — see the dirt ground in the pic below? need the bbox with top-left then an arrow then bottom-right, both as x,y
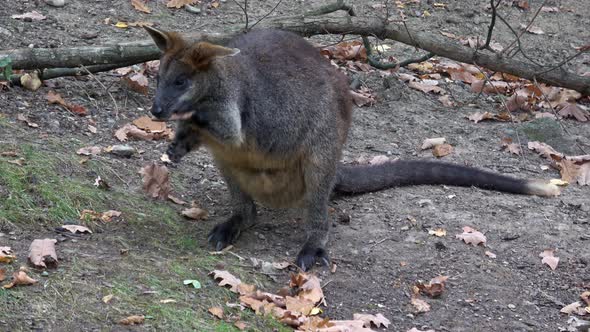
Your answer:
1,1 -> 589,331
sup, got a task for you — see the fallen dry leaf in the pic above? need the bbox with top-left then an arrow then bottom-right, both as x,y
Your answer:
408,80 -> 444,94
122,73 -> 149,95
208,306 -> 224,319
76,146 -> 102,156
560,301 -> 587,316
118,315 -> 145,325
166,0 -> 198,8
181,207 -> 208,220
2,269 -> 38,289
286,296 -> 315,315
132,116 -> 167,133
352,313 -> 391,328
0,268 -> 5,282
438,94 -> 455,107
527,141 -> 563,159
210,270 -> 242,293
11,11 -> 46,20
140,163 -> 171,200
467,111 -> 496,123
416,275 -> 449,298
234,321 -> 248,330
16,113 -> 39,128
59,225 -> 92,234
539,249 -> 559,270
410,297 -> 431,313
28,239 -> 58,268
557,103 -> 589,122
115,124 -> 153,142
101,210 -> 122,222
0,247 -> 16,264
350,88 -> 376,107
102,294 -> 114,303
131,0 -> 151,13
500,137 -> 521,155
168,194 -> 187,205
520,24 -> 544,35
20,72 -> 42,91
46,90 -> 88,116
581,291 -> 590,306
432,144 -> 453,158
456,226 -> 486,246
485,251 -> 497,259
368,155 -> 390,165
421,137 -> 446,150
428,228 -> 447,237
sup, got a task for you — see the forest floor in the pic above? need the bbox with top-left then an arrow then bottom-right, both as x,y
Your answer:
0,0 -> 589,331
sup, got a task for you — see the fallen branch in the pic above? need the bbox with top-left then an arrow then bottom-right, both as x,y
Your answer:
1,14 -> 588,94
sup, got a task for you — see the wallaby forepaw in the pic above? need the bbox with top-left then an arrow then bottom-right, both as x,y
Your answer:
166,145 -> 187,163
296,245 -> 330,272
207,217 -> 242,251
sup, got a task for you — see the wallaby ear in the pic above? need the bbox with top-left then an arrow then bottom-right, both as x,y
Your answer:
144,26 -> 175,52
188,42 -> 240,68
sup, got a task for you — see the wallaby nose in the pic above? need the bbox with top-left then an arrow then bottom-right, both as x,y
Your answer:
151,103 -> 164,118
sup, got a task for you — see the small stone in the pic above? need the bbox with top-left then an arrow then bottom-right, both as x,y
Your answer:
400,225 -> 409,231
185,4 -> 201,14
41,271 -> 49,277
508,304 -> 516,310
418,199 -> 433,207
257,233 -> 265,240
110,144 -> 135,157
45,0 -> 66,7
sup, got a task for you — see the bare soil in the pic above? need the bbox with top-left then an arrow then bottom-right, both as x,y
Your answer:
1,1 -> 589,331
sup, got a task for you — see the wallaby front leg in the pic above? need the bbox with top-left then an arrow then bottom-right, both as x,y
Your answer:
208,171 -> 257,251
166,122 -> 201,163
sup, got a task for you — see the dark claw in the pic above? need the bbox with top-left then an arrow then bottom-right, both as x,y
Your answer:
207,216 -> 242,251
295,244 -> 330,271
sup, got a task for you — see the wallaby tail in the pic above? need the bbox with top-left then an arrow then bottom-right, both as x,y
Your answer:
334,160 -> 560,197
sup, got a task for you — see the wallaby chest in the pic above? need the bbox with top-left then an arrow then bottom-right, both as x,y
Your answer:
199,130 -> 306,208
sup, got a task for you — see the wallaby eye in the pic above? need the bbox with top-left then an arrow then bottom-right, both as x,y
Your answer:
174,77 -> 187,87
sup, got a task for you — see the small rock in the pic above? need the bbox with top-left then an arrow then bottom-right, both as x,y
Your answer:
257,233 -> 265,240
45,0 -> 66,7
508,304 -> 516,310
110,144 -> 135,157
338,214 -> 351,224
417,199 -> 433,207
185,4 -> 201,14
41,271 -> 49,277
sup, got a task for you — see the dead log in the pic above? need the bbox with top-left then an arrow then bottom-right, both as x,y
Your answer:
1,15 -> 588,95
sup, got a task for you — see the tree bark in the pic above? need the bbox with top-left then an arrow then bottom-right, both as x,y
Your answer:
1,16 -> 588,95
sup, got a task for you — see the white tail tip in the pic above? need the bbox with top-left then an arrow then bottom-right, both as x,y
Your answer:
525,180 -> 562,197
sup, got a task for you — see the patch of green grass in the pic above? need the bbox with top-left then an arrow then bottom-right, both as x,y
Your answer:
0,144 -> 286,331
0,145 -> 110,225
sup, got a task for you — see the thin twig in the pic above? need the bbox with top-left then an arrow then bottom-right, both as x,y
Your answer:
249,0 -> 284,30
480,0 -> 502,51
473,64 -> 526,163
80,64 -> 120,118
531,78 -> 588,155
495,13 -> 544,66
503,0 -> 549,57
232,0 -> 249,31
534,48 -> 589,76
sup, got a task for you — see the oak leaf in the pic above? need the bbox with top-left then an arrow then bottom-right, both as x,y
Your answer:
28,239 -> 58,268
2,269 -> 38,288
456,226 -> 486,246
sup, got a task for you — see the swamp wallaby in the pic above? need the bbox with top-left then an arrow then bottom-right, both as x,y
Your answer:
144,27 -> 559,271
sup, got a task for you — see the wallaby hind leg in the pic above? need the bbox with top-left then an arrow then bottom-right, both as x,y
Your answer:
296,163 -> 336,271
208,172 -> 257,251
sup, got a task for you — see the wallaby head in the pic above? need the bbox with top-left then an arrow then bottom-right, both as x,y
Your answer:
144,26 -> 240,121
